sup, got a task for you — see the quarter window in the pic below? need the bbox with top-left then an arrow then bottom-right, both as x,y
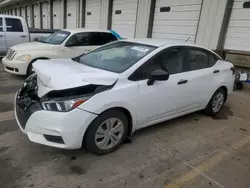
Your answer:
209,54 -> 219,66
5,18 -> 23,32
90,33 -> 117,45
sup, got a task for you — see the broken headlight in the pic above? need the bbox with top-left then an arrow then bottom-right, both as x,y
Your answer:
42,97 -> 89,112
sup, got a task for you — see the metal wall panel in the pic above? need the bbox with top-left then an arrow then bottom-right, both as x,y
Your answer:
85,0 -> 101,29
111,0 -> 139,38
224,0 -> 250,52
152,0 -> 203,43
66,0 -> 79,28
33,4 -> 40,28
53,0 -> 63,29
26,6 -> 32,27
42,2 -> 50,29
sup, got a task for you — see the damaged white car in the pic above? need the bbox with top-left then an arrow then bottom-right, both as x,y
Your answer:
14,39 -> 234,155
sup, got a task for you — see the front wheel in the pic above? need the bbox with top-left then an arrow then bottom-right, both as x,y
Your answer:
84,110 -> 128,155
27,63 -> 34,77
205,88 -> 226,116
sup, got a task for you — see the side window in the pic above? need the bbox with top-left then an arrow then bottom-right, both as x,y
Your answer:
187,48 -> 209,71
0,18 -> 3,32
130,48 -> 183,81
90,33 -> 118,45
209,54 -> 219,66
66,32 -> 91,47
5,18 -> 23,32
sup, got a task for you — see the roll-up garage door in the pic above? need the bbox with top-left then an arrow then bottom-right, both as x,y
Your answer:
53,0 -> 63,29
26,6 -> 32,27
16,8 -> 21,16
42,2 -> 50,29
224,0 -> 250,52
111,0 -> 139,38
152,0 -> 203,43
33,4 -> 40,28
21,7 -> 25,18
66,0 -> 79,28
85,0 -> 101,29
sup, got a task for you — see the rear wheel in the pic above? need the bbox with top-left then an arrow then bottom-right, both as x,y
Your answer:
84,110 -> 128,155
205,88 -> 226,116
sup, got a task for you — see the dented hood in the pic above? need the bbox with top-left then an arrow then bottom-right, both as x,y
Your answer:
33,59 -> 119,97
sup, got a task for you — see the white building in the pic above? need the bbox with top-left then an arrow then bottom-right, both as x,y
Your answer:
0,0 -> 250,67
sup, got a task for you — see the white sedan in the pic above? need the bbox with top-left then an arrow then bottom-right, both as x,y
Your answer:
14,39 -> 234,155
2,29 -> 121,76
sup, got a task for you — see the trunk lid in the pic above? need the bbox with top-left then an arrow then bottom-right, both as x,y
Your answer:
32,59 -> 119,97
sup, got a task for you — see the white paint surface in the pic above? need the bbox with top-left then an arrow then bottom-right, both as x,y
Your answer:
66,0 -> 79,28
224,0 -> 250,52
85,0 -> 101,29
42,2 -> 50,29
152,0 -> 203,43
33,4 -> 40,28
111,0 -> 139,38
53,0 -> 63,29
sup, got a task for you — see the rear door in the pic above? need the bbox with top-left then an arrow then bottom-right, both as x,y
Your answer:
5,17 -> 29,49
0,17 -> 6,55
181,47 -> 217,107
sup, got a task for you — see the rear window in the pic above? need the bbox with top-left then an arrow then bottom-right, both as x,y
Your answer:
6,18 -> 23,32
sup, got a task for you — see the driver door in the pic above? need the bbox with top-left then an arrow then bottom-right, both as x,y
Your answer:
134,47 -> 199,127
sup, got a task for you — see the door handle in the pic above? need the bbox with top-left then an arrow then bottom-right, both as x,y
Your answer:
178,79 -> 188,85
20,35 -> 27,38
213,70 -> 220,74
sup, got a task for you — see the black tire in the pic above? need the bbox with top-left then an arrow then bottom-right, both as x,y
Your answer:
236,82 -> 243,90
26,58 -> 49,77
84,110 -> 128,155
26,63 -> 34,77
205,88 -> 226,116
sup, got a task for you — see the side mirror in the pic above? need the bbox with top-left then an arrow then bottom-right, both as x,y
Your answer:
147,70 -> 169,86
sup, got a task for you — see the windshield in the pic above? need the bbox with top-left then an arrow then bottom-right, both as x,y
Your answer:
40,30 -> 70,45
76,41 -> 156,73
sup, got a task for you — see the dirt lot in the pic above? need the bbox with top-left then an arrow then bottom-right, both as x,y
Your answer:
0,63 -> 250,188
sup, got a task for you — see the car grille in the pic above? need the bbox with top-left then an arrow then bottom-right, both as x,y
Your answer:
6,49 -> 16,60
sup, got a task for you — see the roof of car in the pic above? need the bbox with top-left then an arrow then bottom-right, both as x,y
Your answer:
122,38 -> 206,48
122,38 -> 222,59
62,28 -> 112,34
